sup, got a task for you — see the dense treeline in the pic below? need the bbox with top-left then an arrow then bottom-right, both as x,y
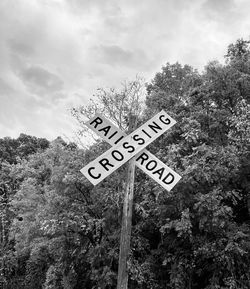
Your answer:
0,39 -> 249,289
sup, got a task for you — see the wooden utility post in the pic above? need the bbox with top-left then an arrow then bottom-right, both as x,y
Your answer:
117,156 -> 136,289
117,114 -> 136,289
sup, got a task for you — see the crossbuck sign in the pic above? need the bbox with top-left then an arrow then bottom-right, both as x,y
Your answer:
80,110 -> 181,191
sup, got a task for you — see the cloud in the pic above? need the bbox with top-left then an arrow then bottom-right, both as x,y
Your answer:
202,0 -> 235,14
9,39 -> 35,57
92,45 -> 152,70
66,0 -> 120,15
96,45 -> 133,65
1,0 -> 250,141
19,66 -> 64,95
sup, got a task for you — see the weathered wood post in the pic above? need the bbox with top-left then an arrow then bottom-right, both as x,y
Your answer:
117,114 -> 136,289
117,157 -> 135,289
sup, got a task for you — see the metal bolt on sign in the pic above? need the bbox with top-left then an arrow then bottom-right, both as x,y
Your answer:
80,110 -> 181,289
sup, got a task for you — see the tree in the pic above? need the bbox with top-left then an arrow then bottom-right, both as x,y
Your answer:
0,134 -> 49,289
131,42 -> 250,289
225,38 -> 250,62
72,76 -> 145,133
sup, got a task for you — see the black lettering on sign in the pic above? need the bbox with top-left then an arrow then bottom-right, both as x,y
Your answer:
98,125 -> 111,136
111,150 -> 124,161
146,160 -> 157,171
108,131 -> 118,139
142,129 -> 152,138
136,152 -> 149,164
148,121 -> 162,133
114,135 -> 124,144
122,142 -> 135,153
162,172 -> 174,184
132,134 -> 145,145
159,115 -> 171,125
99,158 -> 114,171
153,167 -> 164,180
88,167 -> 101,179
90,117 -> 103,128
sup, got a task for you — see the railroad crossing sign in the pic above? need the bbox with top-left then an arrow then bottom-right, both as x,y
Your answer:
80,110 -> 181,191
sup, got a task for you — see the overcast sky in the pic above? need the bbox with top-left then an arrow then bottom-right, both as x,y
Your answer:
1,0 -> 250,141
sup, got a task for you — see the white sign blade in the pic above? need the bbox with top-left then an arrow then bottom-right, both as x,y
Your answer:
81,110 -> 176,186
135,150 -> 181,191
